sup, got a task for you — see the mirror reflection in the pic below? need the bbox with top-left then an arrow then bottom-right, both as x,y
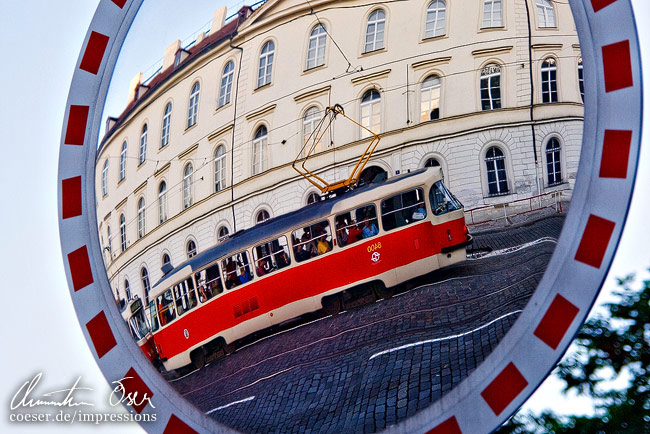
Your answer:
96,0 -> 583,431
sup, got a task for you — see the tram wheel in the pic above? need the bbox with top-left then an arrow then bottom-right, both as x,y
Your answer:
322,294 -> 342,316
373,282 -> 394,300
190,348 -> 206,370
224,342 -> 237,355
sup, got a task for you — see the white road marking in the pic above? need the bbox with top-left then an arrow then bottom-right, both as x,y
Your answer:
468,237 -> 557,260
368,310 -> 523,360
206,396 -> 255,414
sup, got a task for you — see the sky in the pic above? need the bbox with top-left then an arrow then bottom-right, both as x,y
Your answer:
0,1 -> 648,433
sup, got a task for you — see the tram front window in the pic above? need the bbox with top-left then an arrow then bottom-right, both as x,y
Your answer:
381,188 -> 427,231
156,289 -> 176,327
129,313 -> 150,341
429,181 -> 462,215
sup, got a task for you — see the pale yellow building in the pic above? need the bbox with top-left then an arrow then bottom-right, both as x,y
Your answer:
96,0 -> 583,304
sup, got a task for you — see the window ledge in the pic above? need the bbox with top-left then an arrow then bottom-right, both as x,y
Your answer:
254,82 -> 272,93
184,122 -> 198,134
302,63 -> 327,75
360,47 -> 387,58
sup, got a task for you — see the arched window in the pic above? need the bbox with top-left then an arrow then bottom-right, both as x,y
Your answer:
360,89 -> 381,138
302,107 -> 322,155
101,159 -> 109,196
214,145 -> 227,192
425,1 -> 446,38
480,64 -> 502,111
546,138 -> 562,186
162,253 -> 171,268
256,210 -> 270,224
124,279 -> 131,301
183,163 -> 193,209
161,102 -> 172,148
252,126 -> 268,175
424,158 -> 440,168
187,240 -> 197,258
364,10 -> 386,52
107,226 -> 112,253
217,226 -> 229,243
119,141 -> 127,180
485,146 -> 509,196
421,75 -> 441,121
482,0 -> 503,28
141,267 -> 150,305
158,181 -> 167,224
139,124 -> 147,165
257,41 -> 275,88
187,82 -> 200,128
306,24 -> 327,69
578,58 -> 584,102
219,61 -> 235,107
541,58 -> 558,103
119,213 -> 127,252
536,0 -> 556,28
307,192 -> 320,205
137,197 -> 145,239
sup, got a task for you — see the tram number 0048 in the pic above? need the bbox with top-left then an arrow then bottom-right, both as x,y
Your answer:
367,242 -> 382,253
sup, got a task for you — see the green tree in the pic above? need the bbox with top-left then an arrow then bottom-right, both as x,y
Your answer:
496,274 -> 650,434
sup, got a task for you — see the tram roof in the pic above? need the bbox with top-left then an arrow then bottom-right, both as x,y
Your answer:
151,168 -> 433,292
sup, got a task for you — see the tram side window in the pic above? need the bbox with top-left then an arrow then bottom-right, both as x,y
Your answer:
429,181 -> 462,215
149,300 -> 160,332
222,251 -> 253,289
292,220 -> 332,262
253,235 -> 291,277
155,289 -> 176,327
195,263 -> 223,303
381,188 -> 427,231
174,277 -> 198,316
335,204 -> 379,247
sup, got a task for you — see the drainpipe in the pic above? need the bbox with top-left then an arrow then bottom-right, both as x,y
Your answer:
229,34 -> 244,233
524,0 -> 541,197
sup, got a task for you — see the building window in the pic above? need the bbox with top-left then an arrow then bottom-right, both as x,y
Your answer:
107,226 -> 112,253
482,0 -> 503,28
187,240 -> 197,258
425,158 -> 441,168
187,81 -> 200,128
360,89 -> 381,138
141,267 -> 150,305
139,124 -> 147,165
420,75 -> 441,121
137,197 -> 145,239
252,126 -> 268,175
214,145 -> 227,192
257,41 -> 275,88
578,58 -> 584,102
256,209 -> 270,224
124,279 -> 131,301
119,141 -> 127,180
120,213 -> 127,252
480,63 -> 502,111
541,58 -> 558,103
217,226 -> 229,243
364,9 -> 386,52
162,253 -> 171,267
425,0 -> 446,38
536,0 -> 556,28
307,192 -> 320,205
306,24 -> 327,69
101,159 -> 109,196
219,61 -> 235,107
546,138 -> 562,186
183,163 -> 193,209
158,181 -> 167,224
302,106 -> 322,156
161,102 -> 172,148
485,146 -> 509,196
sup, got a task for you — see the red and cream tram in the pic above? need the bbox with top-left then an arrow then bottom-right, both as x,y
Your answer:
148,167 -> 471,371
121,296 -> 159,364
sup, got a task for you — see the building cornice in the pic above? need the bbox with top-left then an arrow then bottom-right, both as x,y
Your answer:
208,123 -> 234,142
351,69 -> 391,85
133,180 -> 147,196
154,162 -> 171,178
412,56 -> 452,70
293,85 -> 331,103
531,43 -> 563,51
471,45 -> 513,57
177,143 -> 200,160
245,104 -> 277,121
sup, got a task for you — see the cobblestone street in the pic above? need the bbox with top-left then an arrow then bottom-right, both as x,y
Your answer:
170,215 -> 565,433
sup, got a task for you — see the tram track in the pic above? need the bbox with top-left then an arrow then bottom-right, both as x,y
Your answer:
179,246 -> 551,402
